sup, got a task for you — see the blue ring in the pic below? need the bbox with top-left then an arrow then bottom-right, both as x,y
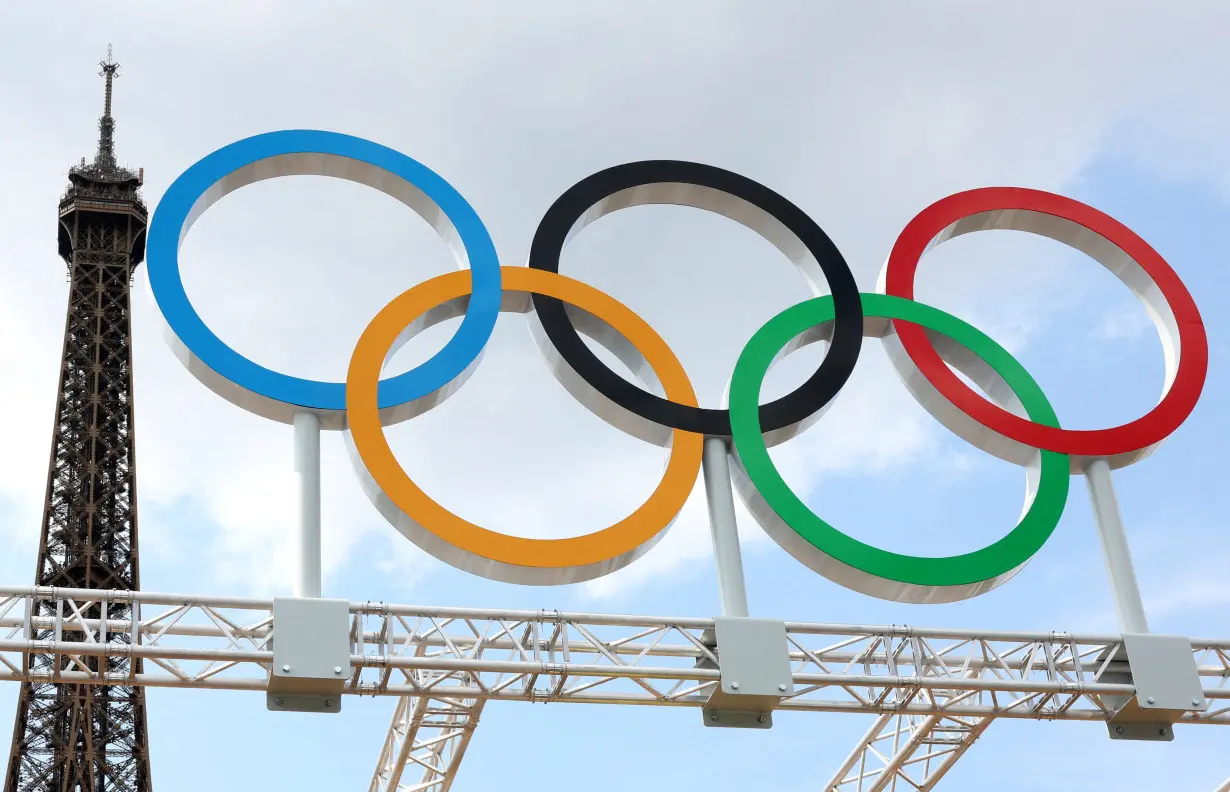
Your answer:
147,130 -> 502,417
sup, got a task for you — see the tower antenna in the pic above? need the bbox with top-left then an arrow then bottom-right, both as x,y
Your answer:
95,43 -> 121,169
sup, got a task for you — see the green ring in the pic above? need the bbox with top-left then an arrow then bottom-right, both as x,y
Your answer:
729,293 -> 1070,601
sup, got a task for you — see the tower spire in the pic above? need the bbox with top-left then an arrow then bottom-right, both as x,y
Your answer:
95,44 -> 120,170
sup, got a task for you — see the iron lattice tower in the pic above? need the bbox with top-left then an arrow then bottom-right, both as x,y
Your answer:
4,47 -> 153,792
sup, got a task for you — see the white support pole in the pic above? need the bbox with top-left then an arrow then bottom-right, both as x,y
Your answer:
293,411 -> 322,599
701,436 -> 750,618
1084,458 -> 1148,634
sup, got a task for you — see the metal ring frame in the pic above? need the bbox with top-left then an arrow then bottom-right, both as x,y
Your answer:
729,293 -> 1069,604
526,160 -> 864,443
345,267 -> 703,585
146,129 -> 503,428
879,187 -> 1207,471
145,131 -> 1208,601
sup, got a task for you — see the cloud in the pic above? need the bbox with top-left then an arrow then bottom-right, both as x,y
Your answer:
4,7 -> 1230,792
0,0 -> 1228,604
1096,309 -> 1154,341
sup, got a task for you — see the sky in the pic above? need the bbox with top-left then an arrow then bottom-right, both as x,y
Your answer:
2,1 -> 1230,790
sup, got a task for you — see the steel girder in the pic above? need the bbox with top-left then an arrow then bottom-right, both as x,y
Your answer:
0,586 -> 1228,791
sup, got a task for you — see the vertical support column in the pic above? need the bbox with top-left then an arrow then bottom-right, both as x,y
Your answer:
1081,458 -> 1207,742
293,412 -> 322,599
699,441 -> 792,730
702,436 -> 749,618
1084,458 -> 1148,634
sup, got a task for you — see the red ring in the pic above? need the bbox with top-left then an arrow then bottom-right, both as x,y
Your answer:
883,187 -> 1207,459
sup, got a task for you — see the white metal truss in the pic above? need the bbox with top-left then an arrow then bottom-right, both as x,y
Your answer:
369,693 -> 484,792
824,711 -> 991,791
1,585 -> 1228,790
823,637 -> 993,791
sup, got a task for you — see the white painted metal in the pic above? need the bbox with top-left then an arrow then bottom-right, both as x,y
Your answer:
1084,458 -> 1150,633
0,586 -> 1226,714
0,586 -> 1226,790
370,693 -> 484,792
293,411 -> 323,598
833,187 -> 1190,786
822,606 -> 1002,792
1214,776 -> 1230,792
702,436 -> 750,617
824,709 -> 992,791
826,459 -> 1156,791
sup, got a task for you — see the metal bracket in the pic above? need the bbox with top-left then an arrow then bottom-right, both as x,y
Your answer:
267,597 -> 351,714
701,617 -> 793,729
1096,633 -> 1207,741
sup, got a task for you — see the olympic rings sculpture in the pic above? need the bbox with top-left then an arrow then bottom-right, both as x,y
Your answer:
147,130 -> 1207,604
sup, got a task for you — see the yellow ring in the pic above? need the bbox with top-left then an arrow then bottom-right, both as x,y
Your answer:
345,266 -> 704,585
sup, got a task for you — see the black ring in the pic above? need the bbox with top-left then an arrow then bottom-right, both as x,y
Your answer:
528,160 -> 864,437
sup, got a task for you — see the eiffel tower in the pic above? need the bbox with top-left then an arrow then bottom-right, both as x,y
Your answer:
4,47 -> 153,792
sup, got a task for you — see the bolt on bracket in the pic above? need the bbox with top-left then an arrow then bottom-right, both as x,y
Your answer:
700,617 -> 794,730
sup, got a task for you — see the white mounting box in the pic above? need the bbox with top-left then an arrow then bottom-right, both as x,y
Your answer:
267,597 -> 351,714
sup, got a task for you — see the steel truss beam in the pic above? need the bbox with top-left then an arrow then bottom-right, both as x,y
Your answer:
823,638 -> 995,791
1,586 -> 1228,790
369,694 -> 484,792
824,711 -> 991,791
